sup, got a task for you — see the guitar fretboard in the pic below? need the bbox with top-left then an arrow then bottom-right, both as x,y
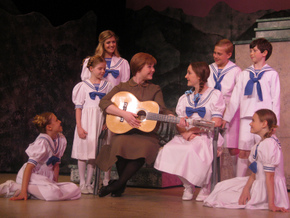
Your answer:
146,112 -> 180,124
146,112 -> 214,130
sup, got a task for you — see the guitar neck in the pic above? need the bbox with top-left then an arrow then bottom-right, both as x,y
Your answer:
146,112 -> 180,124
146,112 -> 215,130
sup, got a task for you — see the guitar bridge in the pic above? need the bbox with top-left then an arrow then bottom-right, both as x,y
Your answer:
120,102 -> 128,122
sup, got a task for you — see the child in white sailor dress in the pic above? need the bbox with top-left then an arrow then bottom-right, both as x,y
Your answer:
154,62 -> 225,201
72,55 -> 114,194
0,112 -> 81,201
80,30 -> 130,186
204,109 -> 289,212
71,79 -> 113,160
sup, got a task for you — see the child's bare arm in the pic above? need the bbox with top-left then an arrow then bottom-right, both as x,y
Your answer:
238,172 -> 255,205
265,172 -> 288,212
10,163 -> 35,201
53,163 -> 60,182
76,108 -> 87,138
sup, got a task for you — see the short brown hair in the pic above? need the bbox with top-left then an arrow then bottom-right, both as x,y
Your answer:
215,39 -> 233,54
130,53 -> 157,76
250,38 -> 272,60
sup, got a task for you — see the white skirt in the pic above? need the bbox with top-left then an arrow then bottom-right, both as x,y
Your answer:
17,163 -> 81,201
154,133 -> 223,187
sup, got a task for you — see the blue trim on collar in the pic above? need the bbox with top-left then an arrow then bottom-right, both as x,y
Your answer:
186,89 -> 215,107
210,64 -> 237,79
83,80 -> 108,92
38,136 -> 59,155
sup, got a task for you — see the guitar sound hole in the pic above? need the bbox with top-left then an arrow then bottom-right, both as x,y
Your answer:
137,110 -> 147,121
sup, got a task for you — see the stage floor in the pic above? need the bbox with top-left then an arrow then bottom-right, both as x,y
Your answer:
0,173 -> 289,218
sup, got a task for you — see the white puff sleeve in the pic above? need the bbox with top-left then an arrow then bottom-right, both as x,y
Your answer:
56,133 -> 67,162
209,90 -> 225,118
258,137 -> 281,172
120,58 -> 130,83
80,58 -> 91,81
25,138 -> 49,166
175,94 -> 188,117
72,82 -> 86,109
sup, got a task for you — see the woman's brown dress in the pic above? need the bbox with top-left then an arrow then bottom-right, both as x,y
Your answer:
96,78 -> 172,171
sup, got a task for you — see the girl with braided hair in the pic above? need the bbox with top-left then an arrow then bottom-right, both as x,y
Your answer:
204,109 -> 289,212
154,62 -> 225,201
0,112 -> 81,201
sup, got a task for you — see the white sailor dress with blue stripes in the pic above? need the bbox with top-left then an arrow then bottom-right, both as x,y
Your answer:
204,135 -> 289,209
71,79 -> 113,160
16,133 -> 81,201
154,87 -> 225,187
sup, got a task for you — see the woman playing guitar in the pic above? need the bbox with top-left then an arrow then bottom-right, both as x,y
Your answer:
96,52 -> 186,197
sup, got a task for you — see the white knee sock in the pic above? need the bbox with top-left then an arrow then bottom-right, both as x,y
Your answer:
86,161 -> 95,186
103,169 -> 111,186
78,160 -> 87,186
236,158 -> 248,177
231,155 -> 238,177
179,176 -> 193,189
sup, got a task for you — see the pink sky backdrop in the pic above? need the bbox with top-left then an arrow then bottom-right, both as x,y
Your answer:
126,0 -> 290,17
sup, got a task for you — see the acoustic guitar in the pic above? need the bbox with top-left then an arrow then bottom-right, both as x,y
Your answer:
106,91 -> 215,134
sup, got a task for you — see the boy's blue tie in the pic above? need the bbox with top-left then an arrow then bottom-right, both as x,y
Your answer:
213,70 -> 226,91
244,71 -> 265,101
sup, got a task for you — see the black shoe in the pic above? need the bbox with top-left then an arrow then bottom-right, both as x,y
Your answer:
98,186 -> 112,197
111,184 -> 126,197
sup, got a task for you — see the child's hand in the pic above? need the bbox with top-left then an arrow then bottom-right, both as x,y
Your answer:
181,131 -> 198,141
238,188 -> 251,205
102,123 -> 108,131
217,147 -> 223,157
77,126 -> 88,139
176,116 -> 188,128
10,190 -> 28,201
221,120 -> 227,129
269,204 -> 288,212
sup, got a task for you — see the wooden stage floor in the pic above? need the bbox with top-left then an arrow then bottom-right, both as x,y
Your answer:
0,173 -> 289,218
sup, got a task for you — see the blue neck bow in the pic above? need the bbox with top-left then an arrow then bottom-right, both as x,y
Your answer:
244,71 -> 265,101
248,143 -> 260,173
89,92 -> 106,100
46,156 -> 60,166
185,89 -> 193,95
213,73 -> 226,91
193,93 -> 201,107
186,107 -> 206,118
104,69 -> 119,78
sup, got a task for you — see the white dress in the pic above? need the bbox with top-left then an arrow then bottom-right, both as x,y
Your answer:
208,61 -> 241,148
71,79 -> 113,160
16,133 -> 81,201
204,135 -> 290,209
154,88 -> 225,187
81,55 -> 130,87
